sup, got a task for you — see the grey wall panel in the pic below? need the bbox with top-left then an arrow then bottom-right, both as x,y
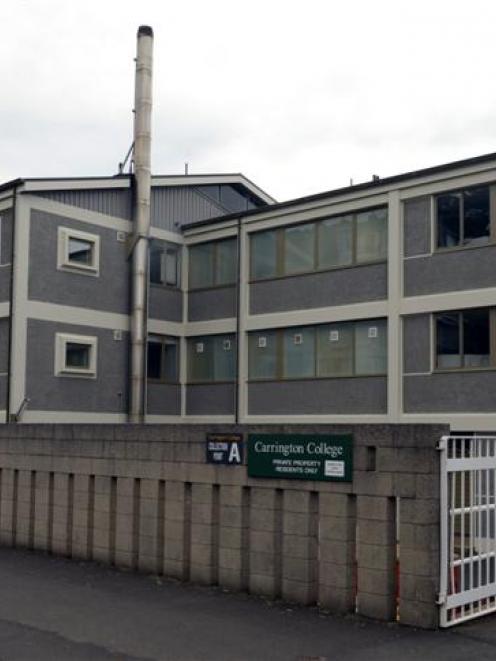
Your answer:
188,287 -> 236,322
151,187 -> 226,232
34,189 -> 132,220
0,375 -> 7,412
149,287 -> 183,323
1,207 -> 13,265
147,383 -> 181,415
404,197 -> 431,258
404,372 -> 496,412
25,319 -> 129,413
29,210 -> 130,314
250,264 -> 387,315
403,314 -> 431,374
0,208 -> 13,303
248,377 -> 387,415
0,319 -> 10,374
404,245 -> 496,297
186,383 -> 235,415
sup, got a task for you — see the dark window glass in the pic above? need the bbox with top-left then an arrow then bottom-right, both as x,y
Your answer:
188,335 -> 235,382
68,238 -> 93,265
216,239 -> 237,285
189,243 -> 214,289
66,343 -> 90,369
150,241 -> 179,287
436,313 -> 461,369
463,187 -> 490,246
463,308 -> 490,367
251,231 -> 277,279
150,246 -> 162,284
147,341 -> 162,379
248,331 -> 278,379
437,194 -> 460,248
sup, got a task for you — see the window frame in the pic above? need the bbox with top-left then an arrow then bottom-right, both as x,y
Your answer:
434,184 -> 495,253
146,334 -> 180,383
54,333 -> 97,378
188,237 -> 238,291
434,307 -> 496,372
247,318 -> 387,382
249,205 -> 388,283
149,240 -> 181,289
57,227 -> 100,276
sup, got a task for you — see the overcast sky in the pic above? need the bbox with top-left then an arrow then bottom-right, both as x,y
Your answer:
1,0 -> 496,201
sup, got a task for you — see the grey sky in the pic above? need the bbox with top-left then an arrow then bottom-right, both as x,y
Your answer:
1,0 -> 495,201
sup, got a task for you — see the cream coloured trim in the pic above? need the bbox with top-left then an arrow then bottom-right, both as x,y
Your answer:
54,332 -> 97,378
148,318 -> 183,336
151,174 -> 276,204
0,303 -> 10,318
182,415 -> 236,423
238,225 -> 249,421
23,179 -> 130,192
149,227 -> 183,244
185,318 -> 237,336
239,414 -> 388,424
387,190 -> 402,422
399,412 -> 496,432
9,195 -> 30,414
184,225 -> 238,242
27,301 -> 130,331
145,415 -> 184,423
21,410 -> 128,423
398,168 -> 496,201
245,301 -> 388,332
0,199 -> 12,212
401,288 -> 496,315
180,246 -> 189,417
24,194 -> 132,232
57,226 -> 100,276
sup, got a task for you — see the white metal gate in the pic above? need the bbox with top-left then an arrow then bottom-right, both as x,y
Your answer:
439,435 -> 496,627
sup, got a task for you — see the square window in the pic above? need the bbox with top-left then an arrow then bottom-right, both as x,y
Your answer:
57,227 -> 100,275
55,333 -> 97,377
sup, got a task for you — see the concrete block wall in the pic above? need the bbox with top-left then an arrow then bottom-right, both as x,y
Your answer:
0,423 -> 446,629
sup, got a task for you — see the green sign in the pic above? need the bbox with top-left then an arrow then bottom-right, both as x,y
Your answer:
248,434 -> 353,482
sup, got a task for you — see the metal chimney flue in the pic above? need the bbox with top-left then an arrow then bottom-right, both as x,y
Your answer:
130,25 -> 153,422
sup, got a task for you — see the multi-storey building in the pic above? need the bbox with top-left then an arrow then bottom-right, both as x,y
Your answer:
1,151 -> 496,431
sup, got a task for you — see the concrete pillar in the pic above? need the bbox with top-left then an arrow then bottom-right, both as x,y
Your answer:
164,481 -> 189,580
14,470 -> 33,548
51,473 -> 70,555
319,493 -> 356,613
93,476 -> 113,563
138,478 -> 160,573
190,483 -> 218,585
356,495 -> 396,621
282,490 -> 318,605
114,477 -> 136,569
71,474 -> 91,559
33,471 -> 51,551
0,469 -> 16,546
218,485 -> 248,591
249,487 -> 282,598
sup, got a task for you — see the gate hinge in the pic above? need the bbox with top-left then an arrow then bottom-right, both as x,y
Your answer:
436,592 -> 446,606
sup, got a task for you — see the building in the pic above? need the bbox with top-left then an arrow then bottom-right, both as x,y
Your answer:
1,151 -> 496,429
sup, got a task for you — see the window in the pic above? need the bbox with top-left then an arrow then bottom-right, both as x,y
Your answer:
189,238 -> 237,290
57,227 -> 100,275
147,335 -> 179,382
437,186 -> 490,249
250,206 -> 387,280
187,334 -> 236,383
436,308 -> 491,369
248,319 -> 387,380
150,240 -> 180,287
55,333 -> 97,377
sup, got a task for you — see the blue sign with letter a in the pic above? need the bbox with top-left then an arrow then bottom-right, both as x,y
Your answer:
206,434 -> 243,465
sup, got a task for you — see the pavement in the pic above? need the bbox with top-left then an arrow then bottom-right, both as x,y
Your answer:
0,549 -> 496,660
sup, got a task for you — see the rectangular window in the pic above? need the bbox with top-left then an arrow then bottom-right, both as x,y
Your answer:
316,323 -> 353,377
147,335 -> 179,382
189,238 -> 237,289
356,208 -> 387,263
251,230 -> 277,280
55,333 -> 97,377
249,206 -> 387,281
283,326 -> 315,378
284,223 -> 315,275
187,334 -> 236,383
436,308 -> 491,369
437,186 -> 490,249
150,241 -> 180,287
57,227 -> 100,275
354,319 -> 387,375
318,215 -> 353,269
248,331 -> 278,379
248,318 -> 387,380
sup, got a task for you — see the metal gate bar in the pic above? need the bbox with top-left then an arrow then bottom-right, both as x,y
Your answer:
439,435 -> 496,627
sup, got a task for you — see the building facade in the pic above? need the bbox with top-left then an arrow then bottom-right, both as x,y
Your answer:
1,152 -> 496,430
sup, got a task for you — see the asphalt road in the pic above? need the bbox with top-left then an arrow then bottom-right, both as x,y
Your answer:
0,548 -> 496,660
